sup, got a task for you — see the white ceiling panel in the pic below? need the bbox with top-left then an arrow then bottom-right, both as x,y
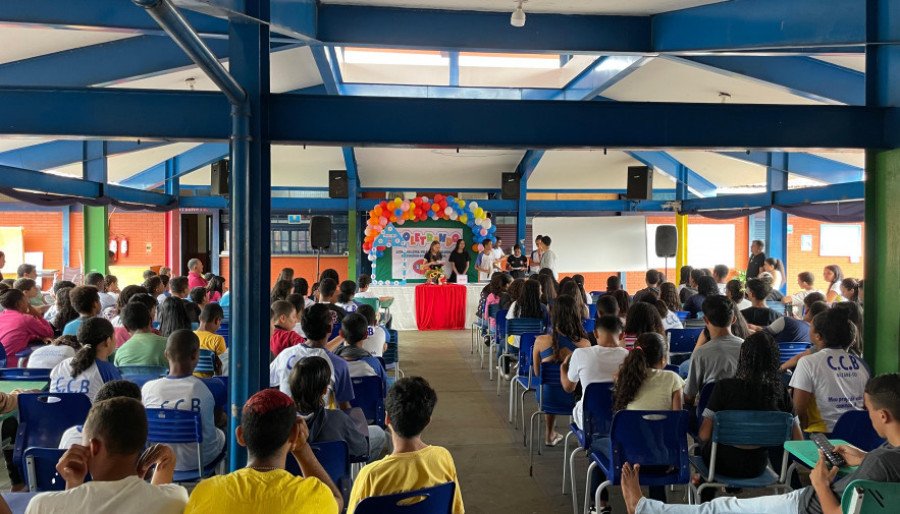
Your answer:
47,143 -> 203,183
668,150 -> 767,188
528,150 -> 673,189
813,55 -> 866,74
272,146 -> 347,187
357,148 -> 524,188
107,46 -> 322,93
320,0 -> 724,15
0,26 -> 134,65
0,138 -> 53,154
604,57 -> 824,105
810,150 -> 865,168
341,62 -> 448,86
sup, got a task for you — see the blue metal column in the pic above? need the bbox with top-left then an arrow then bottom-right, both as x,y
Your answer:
766,152 -> 788,293
862,0 -> 900,374
516,177 -> 527,248
448,51 -> 459,87
164,158 -> 182,275
61,206 -> 71,269
228,3 -> 271,470
210,209 -> 221,276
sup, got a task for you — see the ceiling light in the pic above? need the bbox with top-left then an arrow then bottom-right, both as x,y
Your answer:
511,0 -> 526,28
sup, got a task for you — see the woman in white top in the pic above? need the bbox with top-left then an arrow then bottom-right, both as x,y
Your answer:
763,258 -> 785,290
725,279 -> 753,311
822,264 -> 845,303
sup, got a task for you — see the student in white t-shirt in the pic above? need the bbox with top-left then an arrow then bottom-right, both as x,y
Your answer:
28,335 -> 79,370
356,304 -> 387,357
28,397 -> 188,514
141,330 -> 226,472
50,318 -> 122,403
476,240 -> 498,282
560,316 -> 628,430
59,380 -> 143,449
790,307 -> 870,433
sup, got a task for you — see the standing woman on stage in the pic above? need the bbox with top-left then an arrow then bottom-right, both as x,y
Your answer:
424,241 -> 444,284
447,239 -> 470,283
506,244 -> 528,280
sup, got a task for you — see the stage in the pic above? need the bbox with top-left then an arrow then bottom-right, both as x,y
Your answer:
368,283 -> 484,331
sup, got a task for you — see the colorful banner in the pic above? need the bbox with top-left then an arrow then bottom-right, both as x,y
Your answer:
391,227 -> 464,280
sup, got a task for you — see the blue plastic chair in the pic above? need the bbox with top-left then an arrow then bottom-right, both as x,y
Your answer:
118,365 -> 166,378
145,408 -> 222,482
14,348 -> 33,368
587,303 -> 598,319
690,381 -> 717,439
529,362 -> 577,475
831,410 -> 885,452
564,382 -> 614,509
0,368 -> 51,381
384,329 -> 402,379
24,447 -> 89,491
778,342 -> 811,366
195,349 -> 216,375
13,393 -> 92,477
509,333 -> 538,434
766,301 -> 786,316
496,315 -> 540,387
489,309 -> 509,382
215,321 -> 230,348
350,376 -> 386,428
675,310 -> 690,321
690,410 -> 794,499
582,318 -> 595,334
354,481 -> 456,514
667,328 -> 703,355
480,304 -> 501,373
585,410 -> 691,514
286,440 -> 352,500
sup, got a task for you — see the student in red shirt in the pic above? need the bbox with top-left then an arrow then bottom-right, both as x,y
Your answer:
270,300 -> 304,357
0,288 -> 54,366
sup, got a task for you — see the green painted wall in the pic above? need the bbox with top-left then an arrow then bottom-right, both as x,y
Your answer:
83,205 -> 108,275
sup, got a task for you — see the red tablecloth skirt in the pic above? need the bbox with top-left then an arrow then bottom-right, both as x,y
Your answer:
415,284 -> 467,330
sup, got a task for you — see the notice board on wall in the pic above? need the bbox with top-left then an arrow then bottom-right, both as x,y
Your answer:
0,227 -> 24,276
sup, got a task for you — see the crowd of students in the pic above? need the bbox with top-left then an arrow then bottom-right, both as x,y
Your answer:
475,240 -> 884,513
0,260 -> 466,513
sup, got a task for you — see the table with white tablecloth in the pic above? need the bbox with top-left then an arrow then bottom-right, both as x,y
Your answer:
367,283 -> 485,331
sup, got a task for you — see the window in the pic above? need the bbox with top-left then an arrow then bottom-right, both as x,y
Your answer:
820,224 -> 862,259
224,215 -> 350,256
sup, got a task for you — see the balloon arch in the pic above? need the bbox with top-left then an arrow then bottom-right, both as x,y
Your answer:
363,194 -> 497,263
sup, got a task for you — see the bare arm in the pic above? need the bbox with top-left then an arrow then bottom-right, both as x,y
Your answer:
698,416 -> 713,443
825,290 -> 840,303
671,389 -> 683,411
779,349 -> 811,371
560,355 -> 577,393
793,388 -> 814,431
325,335 -> 344,352
810,453 -> 841,514
693,330 -> 709,351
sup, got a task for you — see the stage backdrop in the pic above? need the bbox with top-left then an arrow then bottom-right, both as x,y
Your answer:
375,219 -> 478,284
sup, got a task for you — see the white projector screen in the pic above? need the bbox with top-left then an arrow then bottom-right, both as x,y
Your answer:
532,217 -> 648,272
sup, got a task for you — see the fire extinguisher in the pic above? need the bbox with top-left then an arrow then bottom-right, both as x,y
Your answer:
120,237 -> 129,257
109,238 -> 118,263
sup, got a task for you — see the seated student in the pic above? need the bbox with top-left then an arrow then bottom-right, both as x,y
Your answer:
144,275 -> 166,303
114,302 -> 168,368
103,275 -> 120,297
560,279 -> 590,319
725,279 -> 752,311
623,301 -> 666,343
317,278 -> 348,328
505,279 -> 550,349
633,269 -> 663,305
348,377 -> 464,514
290,356 -> 382,463
163,276 -> 189,306
110,285 -> 149,337
157,297 -> 193,338
43,280 -> 76,323
0,288 -> 54,366
655,299 -> 683,331
114,292 -> 159,348
764,297 -> 822,344
356,304 -> 387,358
14,278 -> 49,315
533,295 -> 591,446
183,389 -> 341,513
682,275 -> 719,319
270,304 -> 355,410
684,295 -> 743,405
791,307 -> 870,433
561,315 -> 628,430
270,300 -> 304,357
62,285 -> 102,336
195,303 -> 227,357
49,286 -> 79,335
620,373 -> 900,514
698,332 -> 802,494
712,264 -> 729,294
779,300 -> 829,371
50,318 -> 122,402
26,397 -> 187,514
58,379 -> 142,449
741,278 -> 783,329
595,293 -> 619,318
28,335 -> 80,370
335,313 -> 388,391
334,280 -> 359,313
783,271 -> 820,317
183,287 -> 205,324
84,272 -> 117,312
291,277 -> 316,309
601,333 -> 684,506
141,330 -> 226,472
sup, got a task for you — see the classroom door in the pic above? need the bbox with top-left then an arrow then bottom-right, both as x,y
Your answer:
181,213 -> 212,274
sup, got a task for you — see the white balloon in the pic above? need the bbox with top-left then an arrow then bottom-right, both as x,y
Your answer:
483,219 -> 492,229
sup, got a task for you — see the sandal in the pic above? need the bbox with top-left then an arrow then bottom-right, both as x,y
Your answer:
545,432 -> 564,447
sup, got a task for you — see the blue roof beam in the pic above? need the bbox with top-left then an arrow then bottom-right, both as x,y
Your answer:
552,56 -> 652,100
0,140 -> 167,171
628,151 -> 717,197
651,0 -> 864,53
171,0 -> 316,41
119,143 -> 229,190
335,83 -> 559,100
719,151 -> 863,183
681,181 -> 864,212
670,55 -> 864,106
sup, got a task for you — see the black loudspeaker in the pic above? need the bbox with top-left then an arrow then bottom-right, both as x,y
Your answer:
655,225 -> 678,258
310,216 -> 332,250
501,172 -> 520,199
626,165 -> 653,200
329,170 -> 348,198
211,160 -> 229,196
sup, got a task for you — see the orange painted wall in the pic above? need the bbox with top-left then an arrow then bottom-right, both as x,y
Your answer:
107,211 -> 167,267
785,216 -> 865,296
219,255 -> 350,288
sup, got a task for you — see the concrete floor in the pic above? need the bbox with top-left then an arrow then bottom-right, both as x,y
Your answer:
399,329 -> 632,514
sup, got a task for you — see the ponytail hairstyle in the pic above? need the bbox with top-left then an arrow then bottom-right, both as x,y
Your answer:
559,280 -> 588,319
71,317 -> 114,377
337,280 -> 358,304
764,257 -> 785,275
825,264 -> 844,289
613,333 -> 667,411
289,356 -> 332,414
550,295 -> 587,361
51,287 -> 79,331
725,279 -> 745,305
831,301 -> 864,354
840,278 -> 860,303
812,307 -> 857,350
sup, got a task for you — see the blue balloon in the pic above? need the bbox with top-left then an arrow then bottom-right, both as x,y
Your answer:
394,209 -> 402,217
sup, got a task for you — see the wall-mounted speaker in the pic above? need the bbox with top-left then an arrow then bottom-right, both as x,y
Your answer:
329,170 -> 348,198
210,160 -> 229,196
626,165 -> 652,200
501,172 -> 520,199
655,225 -> 677,258
310,216 -> 332,250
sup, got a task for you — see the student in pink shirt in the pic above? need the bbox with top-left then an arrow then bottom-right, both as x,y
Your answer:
0,288 -> 54,366
186,259 -> 208,290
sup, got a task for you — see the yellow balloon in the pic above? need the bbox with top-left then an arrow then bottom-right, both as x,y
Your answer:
460,214 -> 468,223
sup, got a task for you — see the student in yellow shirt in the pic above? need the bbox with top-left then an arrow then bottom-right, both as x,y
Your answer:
194,304 -> 226,356
183,388 -> 342,514
348,377 -> 464,514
